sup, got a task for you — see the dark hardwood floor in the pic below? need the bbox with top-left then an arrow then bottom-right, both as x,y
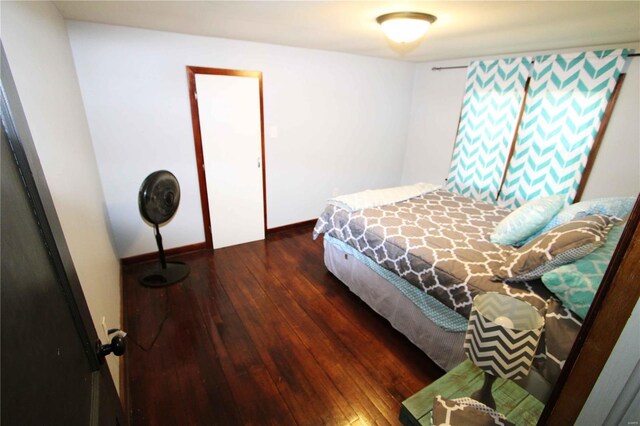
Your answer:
122,224 -> 443,425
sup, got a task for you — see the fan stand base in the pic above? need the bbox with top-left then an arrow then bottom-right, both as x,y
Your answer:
139,261 -> 190,287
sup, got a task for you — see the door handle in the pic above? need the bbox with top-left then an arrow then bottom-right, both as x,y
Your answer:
96,329 -> 126,362
257,157 -> 261,168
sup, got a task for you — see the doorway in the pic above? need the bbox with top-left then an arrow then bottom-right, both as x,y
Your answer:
187,66 -> 267,249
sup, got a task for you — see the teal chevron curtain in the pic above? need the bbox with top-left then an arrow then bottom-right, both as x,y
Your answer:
498,49 -> 629,209
446,58 -> 532,202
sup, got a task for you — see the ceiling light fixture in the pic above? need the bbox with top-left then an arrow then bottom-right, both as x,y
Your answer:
376,12 -> 437,44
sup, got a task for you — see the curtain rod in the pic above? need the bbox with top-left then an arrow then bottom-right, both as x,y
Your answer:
432,52 -> 640,71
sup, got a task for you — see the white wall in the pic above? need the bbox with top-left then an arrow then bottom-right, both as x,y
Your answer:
401,59 -> 468,187
66,21 -> 415,258
1,1 -> 122,391
577,299 -> 640,425
401,44 -> 640,200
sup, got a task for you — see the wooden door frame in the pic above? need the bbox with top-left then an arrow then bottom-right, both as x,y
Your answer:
186,66 -> 267,249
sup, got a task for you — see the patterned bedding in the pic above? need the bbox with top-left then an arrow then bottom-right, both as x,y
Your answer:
313,189 -> 582,385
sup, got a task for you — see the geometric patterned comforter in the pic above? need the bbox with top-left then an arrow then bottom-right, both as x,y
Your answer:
313,189 -> 581,385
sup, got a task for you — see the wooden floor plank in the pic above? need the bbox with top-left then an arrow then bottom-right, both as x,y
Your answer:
270,232 -> 437,392
123,224 -> 441,425
165,283 -> 243,424
245,238 -> 417,412
233,242 -> 395,425
125,274 -> 244,424
183,256 -> 296,425
285,230 -> 436,376
213,252 -> 341,424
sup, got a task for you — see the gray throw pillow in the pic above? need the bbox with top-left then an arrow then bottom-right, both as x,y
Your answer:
495,214 -> 615,282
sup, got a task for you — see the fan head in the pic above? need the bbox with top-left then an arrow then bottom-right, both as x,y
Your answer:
138,170 -> 181,225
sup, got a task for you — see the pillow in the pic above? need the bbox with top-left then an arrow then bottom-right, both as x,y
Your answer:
491,195 -> 566,245
522,196 -> 635,244
495,214 -> 615,282
431,395 -> 515,426
541,223 -> 625,319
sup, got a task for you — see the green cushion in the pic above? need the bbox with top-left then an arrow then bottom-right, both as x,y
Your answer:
541,224 -> 624,319
491,195 -> 566,245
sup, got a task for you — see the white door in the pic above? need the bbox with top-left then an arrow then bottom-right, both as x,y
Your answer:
195,73 -> 265,249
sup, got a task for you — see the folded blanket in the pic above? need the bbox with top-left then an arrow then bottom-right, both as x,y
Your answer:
328,182 -> 440,212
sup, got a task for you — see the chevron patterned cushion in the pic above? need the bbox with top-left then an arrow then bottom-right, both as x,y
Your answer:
431,396 -> 515,426
496,214 -> 615,282
490,195 -> 565,245
541,224 -> 625,319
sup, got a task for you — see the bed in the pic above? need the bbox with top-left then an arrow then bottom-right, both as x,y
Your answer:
313,186 -> 587,400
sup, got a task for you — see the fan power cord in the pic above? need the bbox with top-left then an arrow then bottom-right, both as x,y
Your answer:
126,288 -> 171,352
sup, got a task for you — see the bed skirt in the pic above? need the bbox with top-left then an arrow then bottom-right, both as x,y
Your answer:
324,237 -> 466,371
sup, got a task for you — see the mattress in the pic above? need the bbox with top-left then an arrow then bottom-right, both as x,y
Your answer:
325,235 -> 468,333
315,189 -> 549,315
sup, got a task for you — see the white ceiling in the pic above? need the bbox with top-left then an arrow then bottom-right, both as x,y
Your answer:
54,1 -> 640,62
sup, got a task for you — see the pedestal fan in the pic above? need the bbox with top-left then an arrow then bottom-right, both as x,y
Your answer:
138,170 -> 190,287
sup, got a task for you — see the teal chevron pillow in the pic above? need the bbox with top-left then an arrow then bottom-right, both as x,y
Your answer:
541,224 -> 625,319
522,197 -> 635,245
491,195 -> 566,245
